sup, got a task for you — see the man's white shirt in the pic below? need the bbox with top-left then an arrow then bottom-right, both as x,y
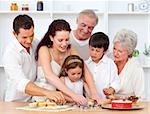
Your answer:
3,37 -> 37,102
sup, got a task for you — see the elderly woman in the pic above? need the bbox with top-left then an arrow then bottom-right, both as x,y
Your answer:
113,29 -> 145,99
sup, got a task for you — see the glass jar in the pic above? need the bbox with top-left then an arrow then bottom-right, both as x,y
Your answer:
10,3 -> 18,11
22,4 -> 29,11
37,1 -> 43,11
128,3 -> 134,12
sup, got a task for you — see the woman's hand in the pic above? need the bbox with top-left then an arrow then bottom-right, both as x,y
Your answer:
45,91 -> 66,104
71,93 -> 87,105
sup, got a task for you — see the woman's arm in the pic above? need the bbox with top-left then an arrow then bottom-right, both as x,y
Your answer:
84,64 -> 101,102
83,81 -> 91,98
38,46 -> 87,105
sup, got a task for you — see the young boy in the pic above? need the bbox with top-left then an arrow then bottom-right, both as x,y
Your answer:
85,32 -> 120,99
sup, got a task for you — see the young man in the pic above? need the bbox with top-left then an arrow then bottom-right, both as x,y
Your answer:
3,14 -> 65,103
70,9 -> 98,60
85,32 -> 120,99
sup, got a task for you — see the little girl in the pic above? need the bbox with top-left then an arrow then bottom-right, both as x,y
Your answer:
59,55 -> 85,102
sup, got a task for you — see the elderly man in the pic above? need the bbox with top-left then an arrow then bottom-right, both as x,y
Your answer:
70,9 -> 98,60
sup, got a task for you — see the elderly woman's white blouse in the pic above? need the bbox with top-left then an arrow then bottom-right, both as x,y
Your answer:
116,57 -> 145,99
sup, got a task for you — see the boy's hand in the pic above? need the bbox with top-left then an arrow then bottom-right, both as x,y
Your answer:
103,87 -> 115,96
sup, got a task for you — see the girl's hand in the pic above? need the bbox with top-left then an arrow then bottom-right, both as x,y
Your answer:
71,93 -> 87,105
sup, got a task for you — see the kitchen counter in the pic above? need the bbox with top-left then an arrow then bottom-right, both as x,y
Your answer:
0,102 -> 149,114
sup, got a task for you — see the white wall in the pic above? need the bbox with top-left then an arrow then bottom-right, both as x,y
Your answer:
0,67 -> 6,101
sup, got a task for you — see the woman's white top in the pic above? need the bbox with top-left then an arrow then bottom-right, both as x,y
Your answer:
85,55 -> 120,99
64,77 -> 83,95
35,59 -> 61,91
32,48 -> 71,101
116,57 -> 145,99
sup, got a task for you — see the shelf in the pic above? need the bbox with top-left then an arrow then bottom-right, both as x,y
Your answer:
142,65 -> 150,68
0,11 -> 51,14
0,64 -> 3,67
0,11 -> 149,15
108,12 -> 149,15
53,11 -> 80,14
53,11 -> 104,15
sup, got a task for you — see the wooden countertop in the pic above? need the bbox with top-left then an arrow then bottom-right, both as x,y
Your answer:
0,102 -> 149,114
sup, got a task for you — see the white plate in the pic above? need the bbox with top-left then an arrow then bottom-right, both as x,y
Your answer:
101,104 -> 144,110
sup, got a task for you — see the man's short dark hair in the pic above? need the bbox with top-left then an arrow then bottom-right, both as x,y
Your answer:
13,14 -> 34,34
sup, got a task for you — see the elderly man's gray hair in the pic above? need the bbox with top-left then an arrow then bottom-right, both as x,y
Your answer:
77,9 -> 98,25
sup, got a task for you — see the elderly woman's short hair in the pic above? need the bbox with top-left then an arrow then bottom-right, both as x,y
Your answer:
113,29 -> 137,56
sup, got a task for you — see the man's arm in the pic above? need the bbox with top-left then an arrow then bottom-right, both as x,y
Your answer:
25,81 -> 65,103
